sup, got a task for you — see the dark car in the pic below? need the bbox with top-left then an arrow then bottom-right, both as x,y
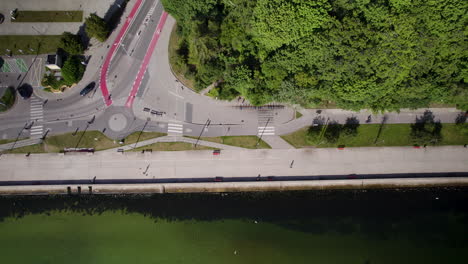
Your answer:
214,177 -> 223,182
80,82 -> 96,96
17,84 -> 33,99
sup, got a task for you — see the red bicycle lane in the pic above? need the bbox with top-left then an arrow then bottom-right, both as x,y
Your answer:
99,0 -> 144,107
125,12 -> 168,108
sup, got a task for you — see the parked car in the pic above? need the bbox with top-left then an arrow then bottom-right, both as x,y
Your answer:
80,82 -> 96,96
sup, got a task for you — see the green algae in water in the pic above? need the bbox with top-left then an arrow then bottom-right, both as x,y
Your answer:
0,189 -> 467,263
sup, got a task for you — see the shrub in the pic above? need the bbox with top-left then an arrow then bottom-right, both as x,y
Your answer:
85,14 -> 109,42
59,32 -> 84,55
61,56 -> 85,85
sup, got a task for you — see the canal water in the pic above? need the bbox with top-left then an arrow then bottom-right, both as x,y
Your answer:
0,188 -> 467,263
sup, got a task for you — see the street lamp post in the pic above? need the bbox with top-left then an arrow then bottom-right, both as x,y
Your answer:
9,123 -> 27,152
256,117 -> 270,148
195,119 -> 211,148
134,119 -> 149,149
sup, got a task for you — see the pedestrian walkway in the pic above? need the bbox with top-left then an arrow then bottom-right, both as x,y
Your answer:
258,126 -> 275,136
258,109 -> 275,136
261,136 -> 295,149
0,138 -> 42,152
167,123 -> 183,135
29,96 -> 44,139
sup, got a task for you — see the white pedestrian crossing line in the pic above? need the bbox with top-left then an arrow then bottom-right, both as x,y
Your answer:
168,123 -> 183,134
30,96 -> 45,138
258,126 -> 275,136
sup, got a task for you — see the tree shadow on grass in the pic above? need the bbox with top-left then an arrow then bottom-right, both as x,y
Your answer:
455,112 -> 466,125
343,116 -> 360,137
324,121 -> 341,143
411,110 -> 442,145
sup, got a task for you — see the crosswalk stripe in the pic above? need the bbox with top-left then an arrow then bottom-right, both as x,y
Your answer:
168,123 -> 183,127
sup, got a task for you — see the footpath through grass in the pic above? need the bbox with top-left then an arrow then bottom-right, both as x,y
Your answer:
0,35 -> 62,55
187,135 -> 271,149
1,131 -> 166,154
12,11 -> 83,22
281,123 -> 468,148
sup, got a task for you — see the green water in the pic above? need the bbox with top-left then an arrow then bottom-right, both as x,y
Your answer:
0,189 -> 467,263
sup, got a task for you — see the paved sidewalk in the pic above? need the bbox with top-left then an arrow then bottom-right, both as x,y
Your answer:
102,135 -> 246,152
0,138 -> 41,152
278,108 -> 465,135
261,136 -> 295,149
1,146 -> 466,181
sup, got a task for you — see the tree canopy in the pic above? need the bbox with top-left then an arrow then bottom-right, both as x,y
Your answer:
85,14 -> 109,42
61,56 -> 85,85
163,0 -> 468,110
59,32 -> 84,55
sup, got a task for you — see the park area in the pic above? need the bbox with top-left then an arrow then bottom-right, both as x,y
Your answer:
2,131 -> 166,154
0,35 -> 62,55
281,122 -> 468,148
12,11 -> 83,23
187,136 -> 271,149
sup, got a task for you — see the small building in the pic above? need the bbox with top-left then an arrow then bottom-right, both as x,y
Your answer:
45,54 -> 62,70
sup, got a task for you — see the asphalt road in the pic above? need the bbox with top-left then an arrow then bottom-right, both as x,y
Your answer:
0,0 -> 465,144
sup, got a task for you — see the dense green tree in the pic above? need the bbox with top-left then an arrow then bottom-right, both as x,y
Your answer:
59,32 -> 84,55
61,56 -> 85,85
163,0 -> 467,110
85,14 -> 109,42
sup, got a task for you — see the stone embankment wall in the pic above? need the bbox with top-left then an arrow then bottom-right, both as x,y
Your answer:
1,177 -> 467,196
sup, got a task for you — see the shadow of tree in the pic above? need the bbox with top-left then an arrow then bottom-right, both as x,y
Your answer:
343,116 -> 360,136
324,121 -> 341,143
103,0 -> 129,33
410,111 -> 442,145
455,112 -> 466,125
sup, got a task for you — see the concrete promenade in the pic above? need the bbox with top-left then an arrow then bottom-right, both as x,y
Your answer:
0,146 -> 466,182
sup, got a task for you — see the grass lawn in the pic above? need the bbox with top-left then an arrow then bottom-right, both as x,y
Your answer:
0,87 -> 16,112
281,123 -> 468,148
121,131 -> 166,145
295,111 -> 303,119
168,24 -> 196,90
1,131 -> 166,153
3,143 -> 46,154
188,135 -> 271,149
0,35 -> 62,55
0,138 -> 20,145
132,142 -> 214,152
12,11 -> 83,22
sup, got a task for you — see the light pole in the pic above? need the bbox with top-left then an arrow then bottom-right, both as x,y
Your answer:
195,119 -> 211,148
134,119 -> 149,149
257,117 -> 270,148
9,123 -> 27,152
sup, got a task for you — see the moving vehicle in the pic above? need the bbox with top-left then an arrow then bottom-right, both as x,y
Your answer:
80,82 -> 96,96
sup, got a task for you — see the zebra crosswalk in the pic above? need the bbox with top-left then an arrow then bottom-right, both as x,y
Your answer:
167,123 -> 183,135
258,126 -> 275,136
258,109 -> 275,136
29,96 -> 44,139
